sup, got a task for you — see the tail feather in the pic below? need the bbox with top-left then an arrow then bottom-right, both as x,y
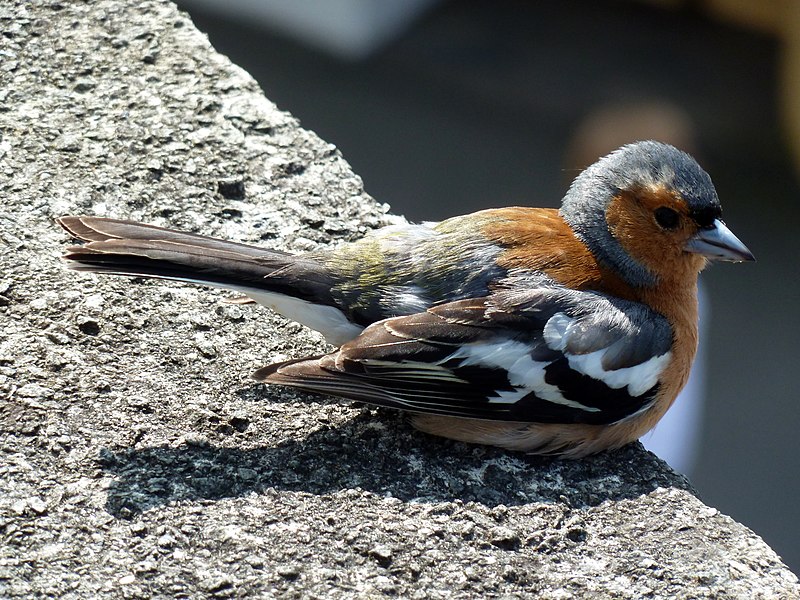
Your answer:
57,215 -> 339,306
58,215 -> 366,344
58,216 -> 287,257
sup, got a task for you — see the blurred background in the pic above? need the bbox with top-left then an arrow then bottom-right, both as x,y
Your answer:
175,0 -> 800,572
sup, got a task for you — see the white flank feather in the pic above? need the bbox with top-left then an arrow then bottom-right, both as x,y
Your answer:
246,290 -> 363,346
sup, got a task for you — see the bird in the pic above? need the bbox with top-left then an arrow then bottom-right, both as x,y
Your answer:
58,141 -> 754,457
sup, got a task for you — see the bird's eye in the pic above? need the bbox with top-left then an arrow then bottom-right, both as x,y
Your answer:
654,207 -> 680,229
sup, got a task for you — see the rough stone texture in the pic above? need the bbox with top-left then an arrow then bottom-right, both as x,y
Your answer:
0,1 -> 797,598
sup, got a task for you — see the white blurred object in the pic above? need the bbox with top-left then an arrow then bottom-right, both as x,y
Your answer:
641,283 -> 708,475
179,0 -> 441,59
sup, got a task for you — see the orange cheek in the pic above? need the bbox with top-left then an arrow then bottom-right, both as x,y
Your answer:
605,191 -> 709,283
606,196 -> 655,258
606,192 -> 690,269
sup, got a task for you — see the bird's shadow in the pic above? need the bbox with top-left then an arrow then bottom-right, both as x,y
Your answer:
99,399 -> 695,518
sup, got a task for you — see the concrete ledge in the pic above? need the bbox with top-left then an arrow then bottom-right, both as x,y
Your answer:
1,0 -> 797,597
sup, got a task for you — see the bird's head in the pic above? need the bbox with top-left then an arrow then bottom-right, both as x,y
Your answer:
560,141 -> 754,288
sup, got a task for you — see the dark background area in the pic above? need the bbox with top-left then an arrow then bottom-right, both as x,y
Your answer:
176,0 -> 800,572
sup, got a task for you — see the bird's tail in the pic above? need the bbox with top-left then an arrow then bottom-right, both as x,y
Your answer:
57,216 -> 338,305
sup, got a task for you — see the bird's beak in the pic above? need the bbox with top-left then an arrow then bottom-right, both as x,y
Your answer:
685,219 -> 755,262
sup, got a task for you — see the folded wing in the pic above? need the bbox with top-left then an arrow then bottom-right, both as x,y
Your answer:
255,280 -> 674,425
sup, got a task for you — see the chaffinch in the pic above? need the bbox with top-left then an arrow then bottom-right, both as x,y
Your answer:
59,141 -> 754,457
